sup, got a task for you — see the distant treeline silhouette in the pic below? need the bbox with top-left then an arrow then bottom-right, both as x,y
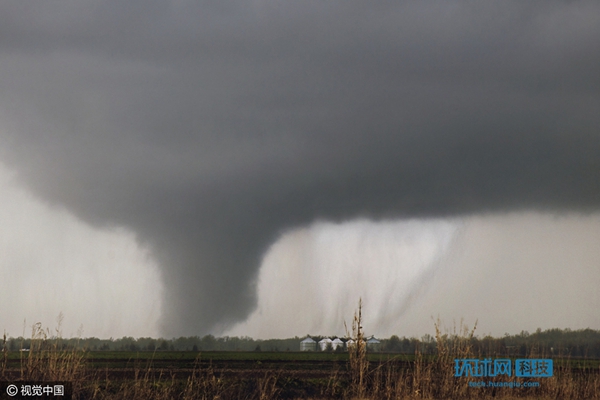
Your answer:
5,327 -> 600,357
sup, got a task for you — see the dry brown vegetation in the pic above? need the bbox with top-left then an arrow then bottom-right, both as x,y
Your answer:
343,302 -> 600,400
1,307 -> 599,399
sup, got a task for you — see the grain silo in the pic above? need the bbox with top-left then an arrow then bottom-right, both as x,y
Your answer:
346,339 -> 356,350
366,337 -> 381,352
300,337 -> 317,351
318,338 -> 333,351
332,338 -> 344,351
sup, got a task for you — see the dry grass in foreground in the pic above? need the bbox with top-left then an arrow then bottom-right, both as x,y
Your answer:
2,308 -> 599,399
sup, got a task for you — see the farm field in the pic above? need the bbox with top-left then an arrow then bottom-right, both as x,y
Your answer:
2,350 -> 599,399
2,351 -> 408,382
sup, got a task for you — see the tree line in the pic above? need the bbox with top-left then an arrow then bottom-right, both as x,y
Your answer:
5,327 -> 600,357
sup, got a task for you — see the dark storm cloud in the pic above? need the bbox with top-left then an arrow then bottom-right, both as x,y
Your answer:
1,0 -> 599,335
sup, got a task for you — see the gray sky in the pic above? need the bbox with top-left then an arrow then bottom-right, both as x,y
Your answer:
227,213 -> 600,339
0,1 -> 599,338
0,164 -> 162,338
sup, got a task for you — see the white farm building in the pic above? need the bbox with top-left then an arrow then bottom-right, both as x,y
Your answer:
366,337 -> 381,351
300,337 -> 317,351
332,338 -> 344,351
300,336 -> 381,352
318,338 -> 333,351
